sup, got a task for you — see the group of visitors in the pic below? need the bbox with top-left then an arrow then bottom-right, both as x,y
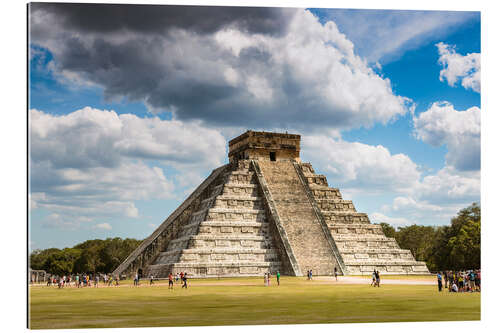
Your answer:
437,270 -> 480,292
306,270 -> 313,280
45,273 -> 120,288
262,271 -> 282,286
371,270 -> 381,287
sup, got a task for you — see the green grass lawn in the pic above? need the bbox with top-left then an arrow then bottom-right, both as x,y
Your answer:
29,276 -> 480,329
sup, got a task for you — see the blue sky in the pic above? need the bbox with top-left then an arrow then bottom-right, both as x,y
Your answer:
28,4 -> 481,250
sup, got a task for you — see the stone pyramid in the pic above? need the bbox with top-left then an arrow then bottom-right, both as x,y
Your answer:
113,131 -> 429,278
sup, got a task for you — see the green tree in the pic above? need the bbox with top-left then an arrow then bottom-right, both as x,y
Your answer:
31,237 -> 143,275
394,225 -> 437,263
378,222 -> 396,239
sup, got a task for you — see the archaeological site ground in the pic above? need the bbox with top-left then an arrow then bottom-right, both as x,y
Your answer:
29,276 -> 480,329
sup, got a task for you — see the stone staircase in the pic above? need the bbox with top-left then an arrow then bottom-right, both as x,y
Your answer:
257,160 -> 341,276
298,163 -> 429,275
144,161 -> 282,278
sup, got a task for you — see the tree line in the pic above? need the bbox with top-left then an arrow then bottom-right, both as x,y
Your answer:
378,203 -> 480,271
29,237 -> 142,276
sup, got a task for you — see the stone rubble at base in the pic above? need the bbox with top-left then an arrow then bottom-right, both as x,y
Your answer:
113,131 -> 429,278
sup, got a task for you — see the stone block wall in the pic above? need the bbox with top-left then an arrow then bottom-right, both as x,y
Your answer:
144,160 -> 284,278
299,163 -> 430,275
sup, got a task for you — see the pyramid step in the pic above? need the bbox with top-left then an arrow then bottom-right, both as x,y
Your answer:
304,174 -> 329,187
182,220 -> 266,231
340,248 -> 412,255
341,251 -> 416,261
155,248 -> 280,265
344,259 -> 424,266
322,211 -> 370,224
329,224 -> 384,235
213,195 -> 263,210
345,262 -> 429,274
224,171 -> 257,184
310,187 -> 342,200
316,199 -> 356,211
337,241 -> 400,250
332,234 -> 390,241
160,247 -> 276,257
191,221 -> 270,236
206,207 -> 266,222
222,183 -> 260,196
167,234 -> 273,251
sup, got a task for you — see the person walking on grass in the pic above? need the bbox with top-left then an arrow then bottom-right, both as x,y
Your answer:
182,273 -> 188,289
264,273 -> 267,286
334,267 -> 338,281
168,273 -> 174,290
94,275 -> 99,288
437,272 -> 443,292
276,271 -> 280,286
267,273 -> 271,286
375,270 -> 380,287
371,270 -> 376,286
150,275 -> 154,286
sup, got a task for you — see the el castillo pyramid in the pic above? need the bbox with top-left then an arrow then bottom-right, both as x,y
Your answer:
113,131 -> 429,278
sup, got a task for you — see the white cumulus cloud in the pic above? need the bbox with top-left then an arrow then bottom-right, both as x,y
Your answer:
413,102 -> 480,171
29,107 -> 227,230
302,135 -> 421,194
436,42 -> 480,93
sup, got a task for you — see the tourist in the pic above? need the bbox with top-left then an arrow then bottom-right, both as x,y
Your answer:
458,273 -> 464,292
451,281 -> 458,292
267,273 -> 271,286
375,271 -> 380,287
134,272 -> 138,286
180,272 -> 184,284
150,275 -> 154,285
334,267 -> 338,281
168,272 -> 174,290
264,273 -> 267,286
276,271 -> 280,286
437,272 -> 443,292
371,270 -> 376,286
469,270 -> 476,292
182,273 -> 188,289
94,275 -> 99,288
176,272 -> 179,283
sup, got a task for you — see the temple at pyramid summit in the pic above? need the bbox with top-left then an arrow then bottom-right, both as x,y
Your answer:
113,131 -> 429,278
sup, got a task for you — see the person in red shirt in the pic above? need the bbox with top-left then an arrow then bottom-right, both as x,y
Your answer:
168,273 -> 174,290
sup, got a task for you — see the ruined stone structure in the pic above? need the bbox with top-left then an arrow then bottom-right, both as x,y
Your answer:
113,131 -> 429,278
